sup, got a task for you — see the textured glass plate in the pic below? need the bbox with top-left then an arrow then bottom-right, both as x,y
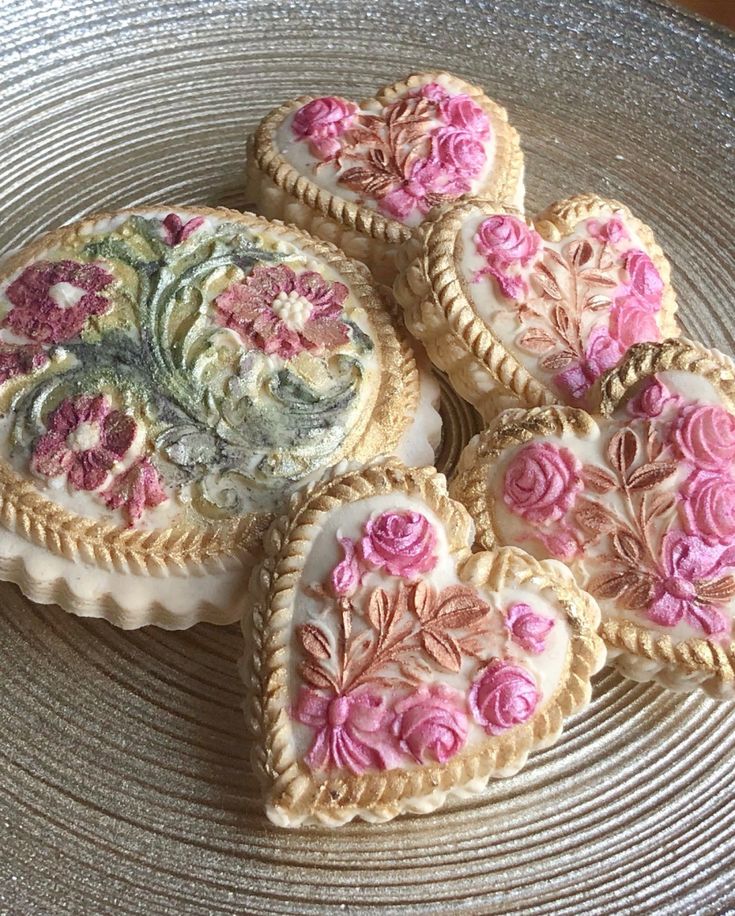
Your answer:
1,1 -> 734,913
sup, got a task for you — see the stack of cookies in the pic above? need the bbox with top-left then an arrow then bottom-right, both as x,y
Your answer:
1,71 -> 732,828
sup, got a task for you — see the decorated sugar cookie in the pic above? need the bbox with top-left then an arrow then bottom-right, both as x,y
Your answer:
451,339 -> 735,698
395,194 -> 678,420
0,207 -> 440,628
244,460 -> 604,827
247,71 -> 524,283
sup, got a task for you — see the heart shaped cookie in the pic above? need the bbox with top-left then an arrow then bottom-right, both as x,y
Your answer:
451,339 -> 735,698
0,207 -> 441,628
244,460 -> 604,827
396,194 -> 679,420
247,71 -> 524,284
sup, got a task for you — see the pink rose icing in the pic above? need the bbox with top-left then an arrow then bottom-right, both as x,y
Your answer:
671,404 -> 735,472
503,442 -> 583,523
431,127 -> 487,176
627,378 -> 678,418
359,510 -> 437,578
331,537 -> 361,597
293,688 -> 393,774
474,215 -> 541,267
469,660 -> 540,735
505,603 -> 555,654
681,471 -> 735,545
587,216 -> 629,245
648,532 -> 734,636
609,296 -> 661,349
439,95 -> 490,136
392,684 -> 468,764
292,96 -> 357,159
555,327 -> 625,402
625,249 -> 664,302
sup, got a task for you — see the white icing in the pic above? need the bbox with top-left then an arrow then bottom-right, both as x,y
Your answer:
48,281 -> 86,310
287,492 -> 572,763
275,74 -> 496,230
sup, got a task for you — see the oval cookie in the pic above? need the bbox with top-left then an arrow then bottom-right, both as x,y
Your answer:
245,460 -> 604,827
0,207 -> 440,627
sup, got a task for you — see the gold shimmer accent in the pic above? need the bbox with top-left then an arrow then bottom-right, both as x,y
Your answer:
246,459 -> 604,827
0,206 -> 419,578
450,344 -> 735,696
247,71 -> 524,284
395,194 -> 679,422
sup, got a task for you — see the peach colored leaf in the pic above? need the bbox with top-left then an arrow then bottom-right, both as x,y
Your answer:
298,662 -> 337,691
583,465 -> 618,494
586,294 -> 612,311
581,270 -> 618,287
533,263 -> 563,300
367,588 -> 390,632
435,585 -> 491,628
587,572 -> 631,600
410,580 -> 434,622
625,576 -> 655,609
574,499 -> 616,533
518,327 -> 556,354
458,634 -> 491,659
297,624 -> 331,661
611,530 -> 642,563
540,349 -> 575,371
698,576 -> 735,601
569,239 -> 593,267
626,461 -> 678,491
608,429 -> 638,475
421,629 -> 462,672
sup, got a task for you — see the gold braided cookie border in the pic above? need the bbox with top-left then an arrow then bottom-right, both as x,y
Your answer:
247,459 -> 604,827
0,206 -> 419,577
449,399 -> 735,693
248,71 -> 524,248
395,194 -> 680,421
597,337 -> 735,416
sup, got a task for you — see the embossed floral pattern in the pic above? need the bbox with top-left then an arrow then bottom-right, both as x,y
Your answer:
469,660 -> 540,735
292,512 -> 554,775
291,83 -> 491,222
4,260 -> 114,344
472,214 -> 666,403
161,213 -> 205,246
499,382 -> 735,639
359,510 -> 437,578
103,457 -> 167,525
0,343 -> 48,384
213,263 -> 351,360
31,393 -> 137,491
503,442 -> 582,523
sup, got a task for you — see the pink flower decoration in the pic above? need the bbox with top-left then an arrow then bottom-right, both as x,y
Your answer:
293,687 -> 393,774
586,217 -> 629,245
4,260 -> 114,345
213,264 -> 350,361
103,457 -> 167,525
392,684 -> 468,764
647,531 -> 734,636
420,82 -> 450,102
330,537 -> 361,598
31,393 -> 137,491
438,95 -> 490,137
609,294 -> 662,349
671,403 -> 735,472
474,215 -> 540,268
627,378 -> 678,419
161,214 -> 205,246
292,96 -> 357,159
380,160 -> 445,220
555,326 -> 624,401
431,127 -> 487,177
0,344 -> 48,384
681,470 -> 735,545
359,510 -> 437,579
624,249 -> 664,302
469,660 -> 540,735
505,603 -> 555,654
503,441 -> 582,523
